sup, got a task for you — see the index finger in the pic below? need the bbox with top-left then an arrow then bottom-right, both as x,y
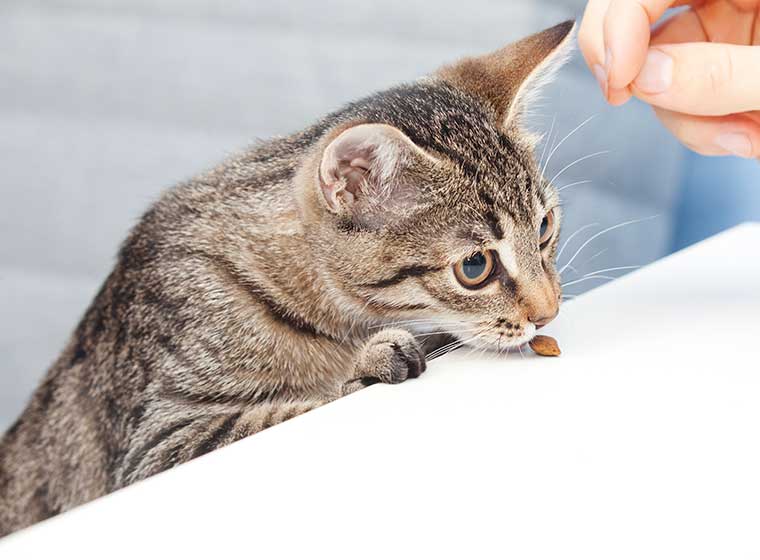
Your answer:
579,0 -> 634,104
604,0 -> 687,90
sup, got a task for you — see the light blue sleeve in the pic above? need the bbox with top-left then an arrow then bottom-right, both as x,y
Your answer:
671,152 -> 760,251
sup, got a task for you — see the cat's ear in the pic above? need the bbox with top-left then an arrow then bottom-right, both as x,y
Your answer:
437,21 -> 575,130
318,123 -> 437,226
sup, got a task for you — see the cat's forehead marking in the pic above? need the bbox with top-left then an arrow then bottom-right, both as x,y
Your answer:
477,189 -> 506,240
495,239 -> 519,278
476,171 -> 536,229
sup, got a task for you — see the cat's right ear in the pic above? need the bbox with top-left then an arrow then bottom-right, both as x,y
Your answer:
436,21 -> 575,131
318,123 -> 437,227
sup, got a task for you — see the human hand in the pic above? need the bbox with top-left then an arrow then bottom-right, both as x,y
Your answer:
579,0 -> 760,158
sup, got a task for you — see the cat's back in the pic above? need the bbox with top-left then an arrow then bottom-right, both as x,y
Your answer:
0,129 -> 319,537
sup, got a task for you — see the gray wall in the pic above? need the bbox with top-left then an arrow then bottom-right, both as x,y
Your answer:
0,1 -> 685,431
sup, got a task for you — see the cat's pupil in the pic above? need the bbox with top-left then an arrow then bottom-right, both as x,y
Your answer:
462,253 -> 487,279
539,216 -> 549,238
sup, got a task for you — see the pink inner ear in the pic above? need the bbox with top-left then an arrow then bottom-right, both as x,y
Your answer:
341,157 -> 371,195
340,165 -> 367,196
320,153 -> 372,212
319,123 -> 422,215
320,129 -> 381,211
350,157 -> 370,170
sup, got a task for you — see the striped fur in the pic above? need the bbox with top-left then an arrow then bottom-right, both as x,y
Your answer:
0,21 -> 573,537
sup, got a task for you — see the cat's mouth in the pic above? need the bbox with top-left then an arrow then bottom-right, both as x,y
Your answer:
457,321 -> 538,353
407,318 -> 538,357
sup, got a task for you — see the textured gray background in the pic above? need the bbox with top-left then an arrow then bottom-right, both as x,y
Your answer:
0,0 -> 685,431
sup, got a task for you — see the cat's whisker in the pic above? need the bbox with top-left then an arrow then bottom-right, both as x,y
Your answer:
548,150 -> 611,187
557,179 -> 592,193
558,216 -> 658,275
388,318 -> 463,326
556,222 -> 599,264
368,318 -> 460,329
542,114 -> 598,178
427,346 -> 457,361
417,328 -> 480,338
537,115 -> 557,173
559,267 -> 641,292
373,318 -> 445,324
575,248 -> 607,271
561,265 -> 640,287
368,320 -> 432,329
426,338 -> 466,361
426,334 -> 482,360
561,275 -> 616,288
417,324 -> 469,331
575,265 -> 642,278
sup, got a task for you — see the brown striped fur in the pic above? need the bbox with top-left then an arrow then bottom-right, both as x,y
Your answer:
0,21 -> 574,537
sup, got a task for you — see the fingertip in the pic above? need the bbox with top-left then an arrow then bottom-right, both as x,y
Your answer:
580,0 -> 615,97
592,64 -> 609,100
603,0 -> 656,90
607,87 -> 633,106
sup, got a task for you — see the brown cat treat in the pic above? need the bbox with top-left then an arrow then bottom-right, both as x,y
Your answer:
529,335 -> 561,357
0,21 -> 573,536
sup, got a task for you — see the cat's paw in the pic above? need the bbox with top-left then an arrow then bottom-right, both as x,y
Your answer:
342,329 -> 426,395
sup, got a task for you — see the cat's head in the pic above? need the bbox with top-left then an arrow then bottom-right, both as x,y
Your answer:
299,21 -> 574,350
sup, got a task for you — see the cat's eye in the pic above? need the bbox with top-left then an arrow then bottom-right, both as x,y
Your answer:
454,251 -> 496,289
539,209 -> 556,248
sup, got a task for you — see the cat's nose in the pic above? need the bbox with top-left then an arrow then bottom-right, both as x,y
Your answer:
529,310 -> 558,329
526,298 -> 559,329
522,281 -> 559,328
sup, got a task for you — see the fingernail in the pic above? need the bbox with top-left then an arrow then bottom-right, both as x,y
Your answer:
592,64 -> 608,98
634,49 -> 673,94
715,133 -> 753,158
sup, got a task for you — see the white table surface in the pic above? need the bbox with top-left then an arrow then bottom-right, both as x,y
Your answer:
2,223 -> 759,559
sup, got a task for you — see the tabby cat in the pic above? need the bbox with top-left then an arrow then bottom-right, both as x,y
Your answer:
0,21 -> 573,537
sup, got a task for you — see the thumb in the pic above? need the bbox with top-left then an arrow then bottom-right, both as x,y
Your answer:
631,42 -> 760,116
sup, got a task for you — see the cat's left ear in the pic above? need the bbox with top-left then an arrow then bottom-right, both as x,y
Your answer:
437,20 -> 575,130
318,123 -> 438,227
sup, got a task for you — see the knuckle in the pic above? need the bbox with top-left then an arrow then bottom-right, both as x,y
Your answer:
705,48 -> 734,98
749,138 -> 759,159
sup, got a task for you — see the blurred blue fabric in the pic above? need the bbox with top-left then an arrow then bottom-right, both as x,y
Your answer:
671,152 -> 760,251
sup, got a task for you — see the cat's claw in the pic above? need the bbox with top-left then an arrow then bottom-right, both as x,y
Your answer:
341,329 -> 426,395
